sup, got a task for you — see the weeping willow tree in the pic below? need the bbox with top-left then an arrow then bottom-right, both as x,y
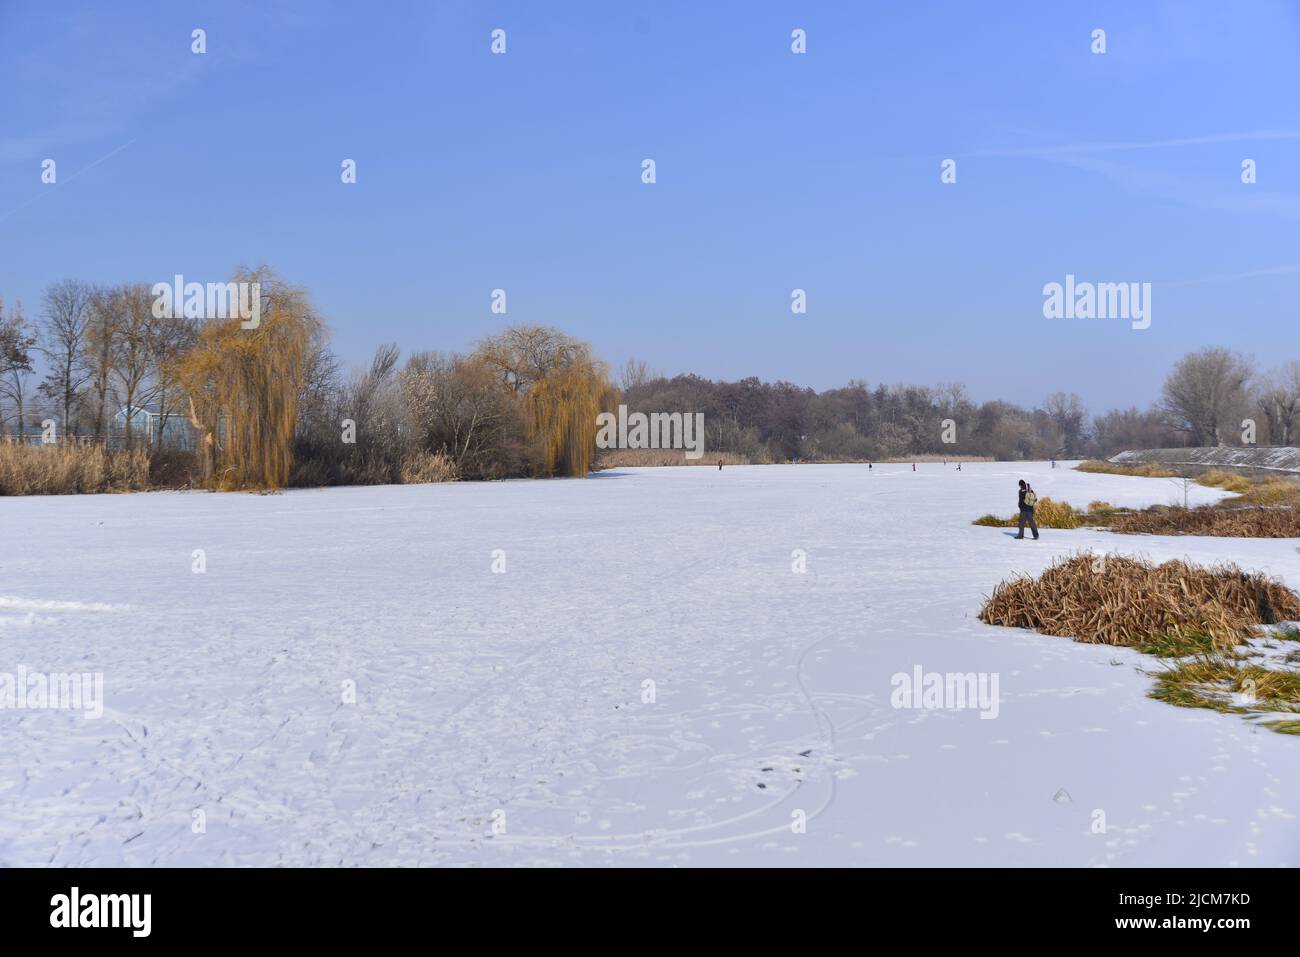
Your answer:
527,357 -> 618,476
477,325 -> 615,477
177,270 -> 324,489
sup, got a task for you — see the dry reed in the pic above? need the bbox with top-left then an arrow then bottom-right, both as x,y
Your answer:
978,552 -> 1300,649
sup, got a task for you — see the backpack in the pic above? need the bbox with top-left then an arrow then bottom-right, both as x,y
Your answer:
1024,489 -> 1037,507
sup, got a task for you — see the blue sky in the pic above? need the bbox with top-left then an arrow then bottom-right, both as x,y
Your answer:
1,0 -> 1298,411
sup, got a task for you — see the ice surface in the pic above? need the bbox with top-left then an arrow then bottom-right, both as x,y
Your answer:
2,461 -> 1296,866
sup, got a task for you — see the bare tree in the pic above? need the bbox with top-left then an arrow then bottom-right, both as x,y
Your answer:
477,325 -> 590,393
296,342 -> 341,437
82,287 -> 118,441
0,298 -> 37,437
342,344 -> 405,469
619,357 -> 652,391
1253,360 -> 1300,446
401,351 -> 536,478
1160,347 -> 1254,446
1090,405 -> 1178,457
1043,392 -> 1087,456
109,285 -> 158,447
147,310 -> 197,446
37,279 -> 94,436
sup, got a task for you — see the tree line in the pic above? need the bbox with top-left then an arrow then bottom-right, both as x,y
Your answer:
616,348 -> 1299,463
1,271 -> 1296,487
0,272 -> 613,488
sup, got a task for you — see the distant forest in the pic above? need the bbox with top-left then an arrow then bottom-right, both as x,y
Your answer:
619,347 -> 1300,464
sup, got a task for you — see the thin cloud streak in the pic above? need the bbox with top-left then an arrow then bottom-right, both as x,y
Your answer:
0,139 -> 137,224
1162,263 -> 1300,287
976,130 -> 1300,158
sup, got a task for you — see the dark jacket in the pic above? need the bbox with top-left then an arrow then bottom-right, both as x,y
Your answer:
1018,487 -> 1034,511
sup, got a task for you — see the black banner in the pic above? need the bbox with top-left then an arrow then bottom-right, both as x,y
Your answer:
0,867 -> 1270,943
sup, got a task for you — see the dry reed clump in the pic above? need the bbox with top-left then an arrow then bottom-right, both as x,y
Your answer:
972,497 -> 1081,529
1197,469 -> 1254,493
1109,504 -> 1300,538
595,449 -> 753,468
1233,478 -> 1300,506
1075,460 -> 1179,478
978,552 -> 1300,650
0,443 -> 153,495
398,450 -> 459,484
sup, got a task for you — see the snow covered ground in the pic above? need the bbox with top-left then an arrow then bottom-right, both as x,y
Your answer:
2,461 -> 1297,867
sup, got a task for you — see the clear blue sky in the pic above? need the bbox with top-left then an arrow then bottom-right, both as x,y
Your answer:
2,0 -> 1298,411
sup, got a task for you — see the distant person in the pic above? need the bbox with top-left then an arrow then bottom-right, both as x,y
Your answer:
868,463 -> 872,471
912,463 -> 916,472
956,462 -> 961,472
1015,480 -> 1039,540
718,459 -> 723,470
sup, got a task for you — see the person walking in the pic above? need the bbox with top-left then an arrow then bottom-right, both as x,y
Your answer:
1015,480 -> 1039,540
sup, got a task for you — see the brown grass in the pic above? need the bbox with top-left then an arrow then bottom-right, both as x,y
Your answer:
595,449 -> 754,467
398,450 -> 459,484
1077,460 -> 1300,501
979,537 -> 1300,735
0,443 -> 153,495
972,497 -> 1081,529
1108,504 -> 1300,537
978,552 -> 1300,649
1233,479 -> 1300,506
1035,467 -> 1300,538
1076,459 -> 1180,478
1197,469 -> 1254,493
